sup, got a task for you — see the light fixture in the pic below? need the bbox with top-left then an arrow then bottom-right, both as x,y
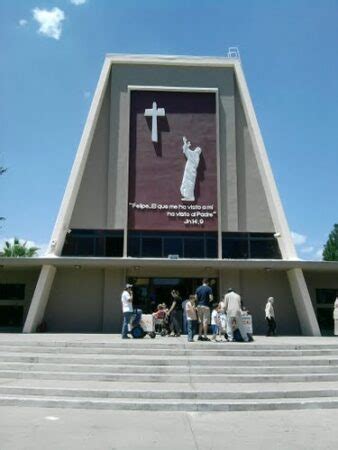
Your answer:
74,265 -> 81,270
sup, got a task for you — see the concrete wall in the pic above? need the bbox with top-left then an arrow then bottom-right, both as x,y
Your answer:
220,269 -> 301,335
234,81 -> 274,231
0,269 -> 40,325
69,63 -> 275,234
40,267 -> 300,334
70,73 -> 112,229
0,266 -> 308,334
44,267 -> 125,333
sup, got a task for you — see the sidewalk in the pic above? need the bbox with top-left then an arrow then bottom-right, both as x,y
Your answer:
0,406 -> 338,450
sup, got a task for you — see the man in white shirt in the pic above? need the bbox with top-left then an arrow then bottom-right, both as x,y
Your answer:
265,297 -> 276,336
121,284 -> 133,339
223,288 -> 249,342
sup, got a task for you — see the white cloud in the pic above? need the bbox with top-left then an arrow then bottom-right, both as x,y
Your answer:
32,7 -> 65,40
300,246 -> 314,254
84,91 -> 91,99
0,238 -> 48,257
70,0 -> 87,5
19,19 -> 28,27
291,231 -> 307,246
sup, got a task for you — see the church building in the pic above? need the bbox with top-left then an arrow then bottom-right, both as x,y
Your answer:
1,53 -> 337,335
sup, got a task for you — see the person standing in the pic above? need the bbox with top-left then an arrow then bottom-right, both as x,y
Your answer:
167,290 -> 182,336
334,295 -> 338,336
265,297 -> 276,336
121,284 -> 133,339
181,298 -> 188,335
195,278 -> 213,341
224,288 -> 249,342
211,304 -> 220,342
185,295 -> 198,342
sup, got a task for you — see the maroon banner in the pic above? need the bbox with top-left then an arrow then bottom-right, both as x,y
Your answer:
128,90 -> 217,231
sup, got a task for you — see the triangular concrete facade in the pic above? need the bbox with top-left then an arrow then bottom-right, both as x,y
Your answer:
23,54 -> 320,335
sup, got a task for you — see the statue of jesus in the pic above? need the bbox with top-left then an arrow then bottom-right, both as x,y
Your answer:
180,136 -> 202,202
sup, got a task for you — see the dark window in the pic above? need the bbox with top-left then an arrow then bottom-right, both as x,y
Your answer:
206,238 -> 218,258
106,237 -> 124,257
316,289 -> 337,305
76,237 -> 95,256
95,237 -> 105,256
61,230 -> 123,257
128,237 -> 141,257
0,284 -> 25,300
223,237 -> 249,258
222,232 -> 281,259
184,238 -> 204,258
127,231 -> 218,258
0,306 -> 24,327
142,238 -> 162,257
250,238 -> 281,259
163,238 -> 183,257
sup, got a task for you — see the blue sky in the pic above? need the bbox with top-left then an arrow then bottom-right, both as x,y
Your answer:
0,0 -> 337,258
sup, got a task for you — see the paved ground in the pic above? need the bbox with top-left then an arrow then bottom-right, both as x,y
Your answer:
0,406 -> 338,449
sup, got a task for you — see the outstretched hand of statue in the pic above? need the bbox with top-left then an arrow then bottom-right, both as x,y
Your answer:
182,136 -> 191,149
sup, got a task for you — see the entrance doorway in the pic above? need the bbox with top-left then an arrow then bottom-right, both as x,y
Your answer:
316,288 -> 337,336
127,277 -> 218,313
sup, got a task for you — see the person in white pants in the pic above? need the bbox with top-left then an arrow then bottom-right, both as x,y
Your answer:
223,288 -> 249,342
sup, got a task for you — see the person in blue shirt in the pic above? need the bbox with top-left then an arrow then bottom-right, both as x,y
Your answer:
195,278 -> 213,341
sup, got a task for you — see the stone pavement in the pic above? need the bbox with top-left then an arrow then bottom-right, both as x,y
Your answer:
0,406 -> 338,450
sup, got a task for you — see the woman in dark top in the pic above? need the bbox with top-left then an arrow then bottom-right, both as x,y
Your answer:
167,290 -> 182,336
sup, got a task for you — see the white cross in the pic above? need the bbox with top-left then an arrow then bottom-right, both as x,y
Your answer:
144,101 -> 165,143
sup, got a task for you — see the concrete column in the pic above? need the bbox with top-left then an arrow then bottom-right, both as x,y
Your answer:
102,268 -> 126,332
287,268 -> 321,336
219,269 -> 241,298
23,265 -> 56,333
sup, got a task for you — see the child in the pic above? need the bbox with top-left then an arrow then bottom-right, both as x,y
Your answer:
217,301 -> 228,341
152,304 -> 166,333
185,295 -> 198,342
152,304 -> 166,320
211,304 -> 220,341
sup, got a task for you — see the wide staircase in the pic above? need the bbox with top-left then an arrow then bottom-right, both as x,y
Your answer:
1,335 -> 338,412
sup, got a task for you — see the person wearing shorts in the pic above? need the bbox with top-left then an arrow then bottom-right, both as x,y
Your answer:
195,278 -> 213,341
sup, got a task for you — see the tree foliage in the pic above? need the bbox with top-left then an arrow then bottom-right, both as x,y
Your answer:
323,223 -> 338,261
0,238 -> 39,257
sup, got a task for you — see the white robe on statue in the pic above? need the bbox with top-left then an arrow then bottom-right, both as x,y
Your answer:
180,137 -> 201,201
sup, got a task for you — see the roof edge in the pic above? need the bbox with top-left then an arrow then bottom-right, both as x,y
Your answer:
104,53 -> 240,67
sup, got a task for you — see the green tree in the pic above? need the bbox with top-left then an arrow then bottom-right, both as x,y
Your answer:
323,224 -> 338,261
0,238 -> 39,257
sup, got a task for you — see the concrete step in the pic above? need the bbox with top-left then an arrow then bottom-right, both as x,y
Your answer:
1,394 -> 338,412
1,339 -> 338,350
2,335 -> 338,411
2,345 -> 338,357
2,361 -> 338,375
1,370 -> 338,383
2,353 -> 338,366
2,385 -> 338,400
